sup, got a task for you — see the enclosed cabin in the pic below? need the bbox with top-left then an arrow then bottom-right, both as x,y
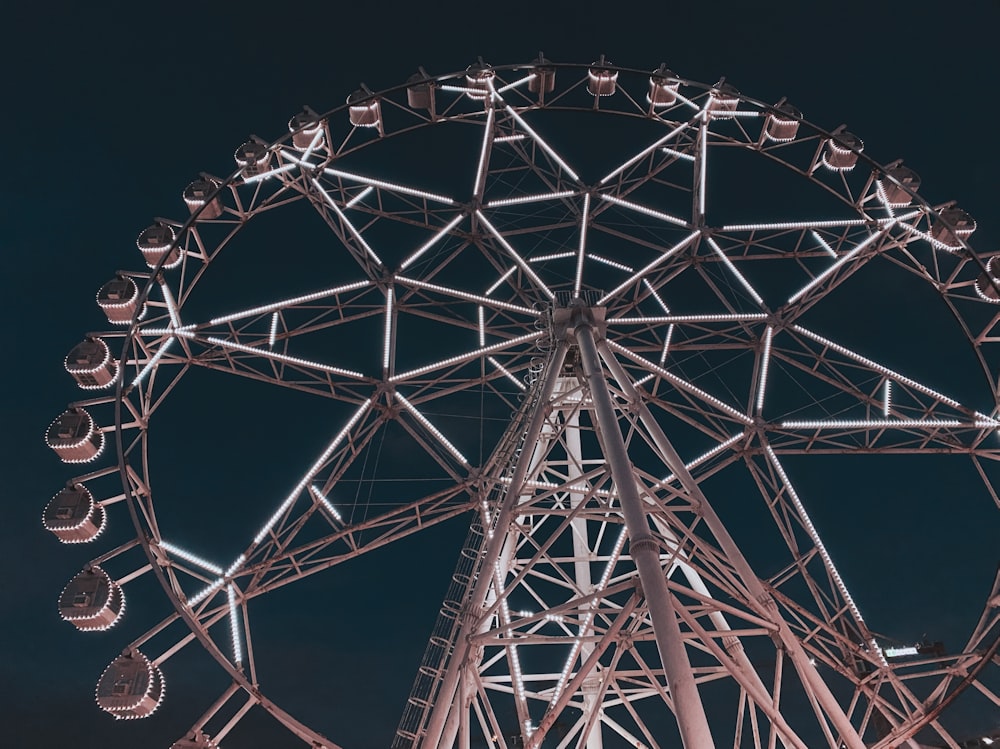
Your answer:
708,81 -> 740,118
879,165 -> 921,207
234,140 -> 271,177
931,207 -> 977,249
97,275 -> 141,325
65,337 -> 117,389
976,256 -> 1000,302
43,484 -> 106,543
528,54 -> 556,98
406,70 -> 435,110
59,567 -> 123,631
288,111 -> 323,150
822,131 -> 864,171
347,88 -> 381,128
183,178 -> 223,219
647,65 -> 680,108
96,651 -> 164,719
137,222 -> 181,269
587,57 -> 618,97
46,409 -> 104,463
764,102 -> 802,142
465,61 -> 495,100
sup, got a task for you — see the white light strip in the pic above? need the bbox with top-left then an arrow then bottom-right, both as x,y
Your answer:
598,193 -> 689,227
764,444 -> 866,627
254,399 -> 372,543
478,305 -> 486,347
608,340 -> 754,425
396,275 -> 541,316
896,222 -> 964,253
322,167 -> 455,205
528,251 -> 575,263
590,253 -> 634,273
311,178 -> 384,266
160,283 -> 182,329
635,372 -> 656,387
439,85 -> 486,95
698,115 -> 707,218
503,105 -> 581,182
486,190 -> 576,208
597,230 -> 700,305
310,485 -> 343,522
573,193 -> 590,298
788,226 -> 888,304
660,324 -> 674,366
610,313 -> 768,324
399,215 -> 466,270
722,218 -> 878,232
599,120 -> 691,184
394,392 -> 469,466
473,106 -> 495,198
383,287 -> 393,371
345,186 -> 374,208
875,180 -> 897,218
549,527 -> 628,706
132,337 -> 175,387
227,584 -> 243,665
493,133 -> 526,143
883,380 -> 892,417
475,210 -> 556,300
390,331 -> 543,382
159,541 -> 223,575
705,237 -> 765,306
643,278 -> 671,313
495,74 -> 536,93
225,555 -> 246,577
207,280 -> 372,326
300,127 -> 324,163
781,419 -> 966,430
488,356 -> 525,390
660,431 -> 746,486
810,230 -> 839,258
756,326 -> 773,414
188,577 -> 225,606
241,163 -> 297,185
661,146 -> 695,162
485,266 -> 517,296
792,325 -> 965,410
180,330 -> 365,379
268,312 -> 279,349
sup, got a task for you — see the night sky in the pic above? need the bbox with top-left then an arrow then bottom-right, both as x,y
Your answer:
5,1 -> 1000,747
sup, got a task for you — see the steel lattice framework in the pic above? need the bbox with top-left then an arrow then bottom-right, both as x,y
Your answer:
45,59 -> 1000,749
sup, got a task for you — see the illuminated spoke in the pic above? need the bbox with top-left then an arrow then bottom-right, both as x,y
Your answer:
322,167 -> 455,205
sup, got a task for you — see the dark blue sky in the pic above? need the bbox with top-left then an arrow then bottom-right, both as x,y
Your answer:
4,1 -> 999,746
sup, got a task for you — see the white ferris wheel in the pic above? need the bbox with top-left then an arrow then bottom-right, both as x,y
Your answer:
45,58 -> 1000,749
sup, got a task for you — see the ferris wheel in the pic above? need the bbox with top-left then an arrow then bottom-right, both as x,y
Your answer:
45,57 -> 1000,748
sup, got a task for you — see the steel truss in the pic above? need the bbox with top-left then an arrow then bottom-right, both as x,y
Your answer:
46,60 -> 1000,748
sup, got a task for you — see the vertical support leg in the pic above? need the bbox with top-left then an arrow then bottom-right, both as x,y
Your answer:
574,320 -> 717,749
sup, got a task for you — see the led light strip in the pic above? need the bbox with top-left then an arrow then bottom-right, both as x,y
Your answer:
383,287 -> 393,371
309,485 -> 343,523
311,178 -> 384,267
345,186 -> 374,208
780,419 -> 966,430
399,215 -> 466,270
394,392 -> 469,466
642,278 -> 670,314
788,226 -> 889,304
598,193 -> 689,227
253,400 -> 372,543
475,211 -> 556,300
660,431 -> 746,486
810,230 -> 839,258
472,106 -> 495,198
241,163 -> 297,185
573,193 -> 590,298
599,120 -> 692,184
609,313 -> 768,324
131,337 -> 176,388
756,326 -> 773,414
661,146 -> 695,162
227,584 -> 243,665
503,105 -> 581,182
207,280 -> 372,326
322,167 -> 455,205
159,540 -> 223,575
390,331 -> 543,382
597,230 -> 700,305
268,312 -> 279,348
589,253 -> 634,273
396,275 -> 541,316
488,356 -> 525,390
705,236 -> 765,306
485,190 -> 576,208
608,339 -> 753,425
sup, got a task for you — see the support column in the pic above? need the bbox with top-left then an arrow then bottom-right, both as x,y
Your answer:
597,339 -> 867,749
421,341 -> 569,749
574,320 -> 716,749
